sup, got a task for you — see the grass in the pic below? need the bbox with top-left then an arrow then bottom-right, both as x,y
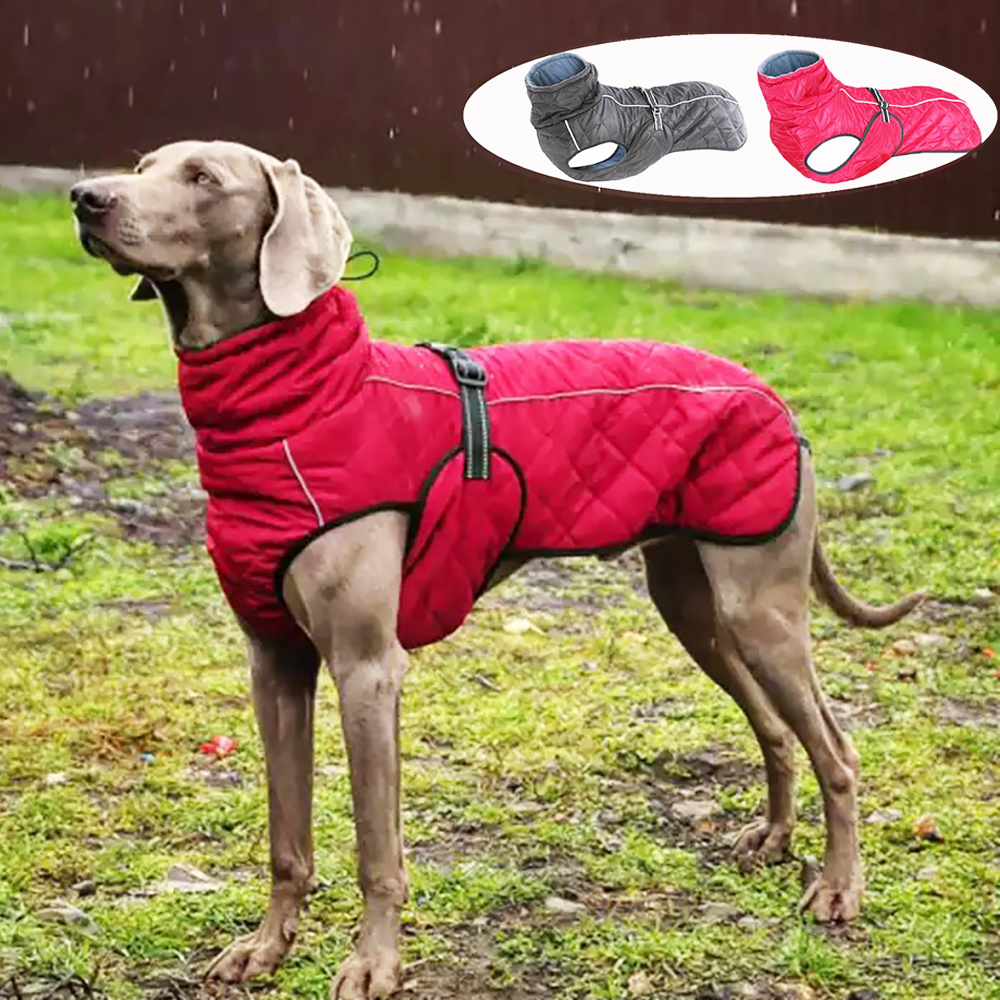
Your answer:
1,192 -> 999,1000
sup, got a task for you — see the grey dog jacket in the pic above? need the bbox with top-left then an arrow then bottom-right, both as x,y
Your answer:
525,52 -> 748,183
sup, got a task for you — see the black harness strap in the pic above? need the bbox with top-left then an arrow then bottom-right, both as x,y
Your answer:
867,87 -> 891,123
640,87 -> 664,130
417,342 -> 491,480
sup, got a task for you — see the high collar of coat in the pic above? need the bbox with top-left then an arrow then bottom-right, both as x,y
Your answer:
525,52 -> 601,128
176,285 -> 371,452
757,50 -> 839,114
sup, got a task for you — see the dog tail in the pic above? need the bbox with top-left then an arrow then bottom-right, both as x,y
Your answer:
811,537 -> 925,627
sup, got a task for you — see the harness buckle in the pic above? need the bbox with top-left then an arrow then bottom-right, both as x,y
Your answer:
452,355 -> 487,388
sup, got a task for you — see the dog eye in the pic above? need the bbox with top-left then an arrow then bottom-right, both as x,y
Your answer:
190,170 -> 214,186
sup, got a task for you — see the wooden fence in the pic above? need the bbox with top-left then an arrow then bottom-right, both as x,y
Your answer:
1,0 -> 996,239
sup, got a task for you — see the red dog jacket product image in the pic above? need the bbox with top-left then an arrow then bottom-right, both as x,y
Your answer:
758,49 -> 981,183
177,286 -> 804,650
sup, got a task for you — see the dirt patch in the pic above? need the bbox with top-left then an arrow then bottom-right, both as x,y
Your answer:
827,694 -> 888,732
935,696 -> 1000,728
0,373 -> 202,548
0,973 -> 107,1000
650,745 -> 762,790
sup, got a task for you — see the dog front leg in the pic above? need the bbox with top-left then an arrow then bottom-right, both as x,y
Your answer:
206,626 -> 319,983
327,638 -> 408,999
283,513 -> 409,1000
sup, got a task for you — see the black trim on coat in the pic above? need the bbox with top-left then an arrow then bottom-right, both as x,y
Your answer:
803,111 -> 904,178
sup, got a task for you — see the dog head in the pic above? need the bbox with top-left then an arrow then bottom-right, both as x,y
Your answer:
71,140 -> 353,346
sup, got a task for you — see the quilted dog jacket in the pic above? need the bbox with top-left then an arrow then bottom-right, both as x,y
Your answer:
526,52 -> 747,183
758,50 -> 981,183
178,287 -> 802,650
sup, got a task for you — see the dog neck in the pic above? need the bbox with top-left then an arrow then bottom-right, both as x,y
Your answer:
151,270 -> 273,351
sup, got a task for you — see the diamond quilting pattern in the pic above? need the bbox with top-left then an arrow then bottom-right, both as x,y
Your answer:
759,53 -> 981,183
183,289 -> 802,652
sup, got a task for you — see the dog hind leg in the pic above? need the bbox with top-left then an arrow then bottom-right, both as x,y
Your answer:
642,536 -> 797,868
696,459 -> 864,923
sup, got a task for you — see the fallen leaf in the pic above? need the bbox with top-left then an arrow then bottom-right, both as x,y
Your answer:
913,814 -> 944,843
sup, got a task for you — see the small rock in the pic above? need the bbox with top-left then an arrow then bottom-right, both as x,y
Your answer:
544,895 -> 585,915
838,472 -> 875,492
44,772 -> 68,786
72,880 -> 97,897
912,632 -> 948,649
891,639 -> 919,656
866,808 -> 902,825
202,769 -> 242,787
503,617 -> 544,635
972,588 -> 996,607
671,799 -> 719,822
627,970 -> 655,996
36,901 -> 97,932
11,421 -> 28,435
698,901 -> 740,922
913,814 -> 944,843
163,864 -> 222,893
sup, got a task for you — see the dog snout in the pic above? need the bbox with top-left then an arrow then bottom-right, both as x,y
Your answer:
70,182 -> 119,223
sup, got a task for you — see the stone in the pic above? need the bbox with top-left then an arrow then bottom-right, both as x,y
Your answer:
671,799 -> 719,822
544,895 -> 585,915
838,472 -> 875,492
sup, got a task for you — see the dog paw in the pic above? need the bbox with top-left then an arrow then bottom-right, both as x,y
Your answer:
205,927 -> 293,983
330,947 -> 401,1000
732,819 -> 792,872
800,873 -> 864,923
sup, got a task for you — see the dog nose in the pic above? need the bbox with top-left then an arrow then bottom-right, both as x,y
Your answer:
70,182 -> 118,221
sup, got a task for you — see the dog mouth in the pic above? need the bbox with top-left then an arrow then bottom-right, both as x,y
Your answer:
79,229 -> 141,276
78,228 -> 181,285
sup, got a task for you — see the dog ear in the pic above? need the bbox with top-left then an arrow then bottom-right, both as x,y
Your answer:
130,277 -> 159,300
258,158 -> 353,318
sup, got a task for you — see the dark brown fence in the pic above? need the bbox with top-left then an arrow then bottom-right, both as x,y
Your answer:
1,0 -> 997,240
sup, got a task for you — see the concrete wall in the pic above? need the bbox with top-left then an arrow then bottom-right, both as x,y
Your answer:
4,165 -> 998,307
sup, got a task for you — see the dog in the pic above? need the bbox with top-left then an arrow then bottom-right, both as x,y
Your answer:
71,140 -> 923,1000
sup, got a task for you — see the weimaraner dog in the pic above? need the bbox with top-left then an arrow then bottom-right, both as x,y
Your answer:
71,141 -> 923,999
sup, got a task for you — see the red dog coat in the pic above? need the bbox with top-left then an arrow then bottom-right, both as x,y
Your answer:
178,287 -> 803,649
758,50 -> 981,183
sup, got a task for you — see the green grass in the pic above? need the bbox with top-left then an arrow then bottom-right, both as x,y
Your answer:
1,192 -> 999,999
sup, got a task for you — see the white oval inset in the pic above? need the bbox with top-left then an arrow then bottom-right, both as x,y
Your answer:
805,135 -> 862,174
463,33 -> 996,198
568,142 -> 626,169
